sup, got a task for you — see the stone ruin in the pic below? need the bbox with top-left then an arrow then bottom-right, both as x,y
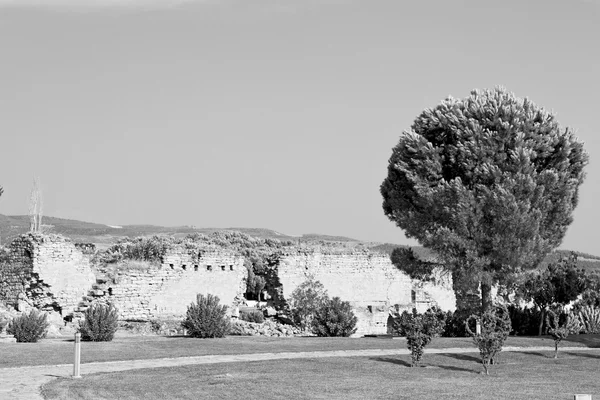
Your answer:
0,233 -> 457,337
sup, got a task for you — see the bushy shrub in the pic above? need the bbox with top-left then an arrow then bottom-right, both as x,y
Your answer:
466,305 -> 512,375
240,309 -> 265,324
79,303 -> 119,342
507,305 -> 540,336
7,309 -> 49,343
578,305 -> 600,334
442,309 -> 470,337
182,293 -> 230,338
228,320 -> 253,336
311,297 -> 357,337
394,307 -> 445,366
288,276 -> 329,331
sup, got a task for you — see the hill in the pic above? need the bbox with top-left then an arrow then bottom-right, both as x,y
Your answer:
0,214 -> 361,248
1,214 -> 598,273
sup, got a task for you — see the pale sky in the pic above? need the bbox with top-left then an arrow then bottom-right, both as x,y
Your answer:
0,0 -> 599,253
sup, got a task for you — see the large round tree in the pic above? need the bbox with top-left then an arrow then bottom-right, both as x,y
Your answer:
381,87 -> 588,312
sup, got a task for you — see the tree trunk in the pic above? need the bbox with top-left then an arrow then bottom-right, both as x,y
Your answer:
554,342 -> 558,359
538,307 -> 546,336
480,281 -> 493,314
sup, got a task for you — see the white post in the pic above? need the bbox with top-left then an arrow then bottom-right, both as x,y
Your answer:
476,320 -> 481,335
72,332 -> 82,379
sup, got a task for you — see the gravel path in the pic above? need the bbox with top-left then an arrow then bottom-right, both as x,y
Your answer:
2,346 -> 599,400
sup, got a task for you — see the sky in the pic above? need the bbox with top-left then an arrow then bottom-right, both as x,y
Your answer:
0,0 -> 599,254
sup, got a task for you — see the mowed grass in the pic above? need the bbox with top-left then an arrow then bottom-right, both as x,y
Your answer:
41,351 -> 600,400
3,334 -> 598,369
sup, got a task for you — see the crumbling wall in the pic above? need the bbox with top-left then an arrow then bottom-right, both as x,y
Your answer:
94,249 -> 247,320
4,233 -> 95,316
276,250 -> 455,336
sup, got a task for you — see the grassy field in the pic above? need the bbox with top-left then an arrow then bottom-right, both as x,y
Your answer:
2,334 -> 599,369
41,351 -> 600,400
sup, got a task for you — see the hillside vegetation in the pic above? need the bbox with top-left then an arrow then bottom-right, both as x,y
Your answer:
1,214 -> 598,273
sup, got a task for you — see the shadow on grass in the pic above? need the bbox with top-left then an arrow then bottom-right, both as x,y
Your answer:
370,356 -> 412,367
518,351 -> 549,358
371,356 -> 477,373
436,364 -> 478,374
440,353 -> 480,363
564,351 -> 600,359
564,334 -> 600,348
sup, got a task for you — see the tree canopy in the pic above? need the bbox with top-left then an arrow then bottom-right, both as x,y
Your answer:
520,253 -> 587,335
381,87 -> 588,311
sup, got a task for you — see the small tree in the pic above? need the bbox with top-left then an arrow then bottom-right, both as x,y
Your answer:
288,276 -> 329,331
182,293 -> 230,338
520,254 -> 587,335
311,297 -> 357,337
395,307 -> 446,367
546,309 -> 582,359
466,305 -> 512,375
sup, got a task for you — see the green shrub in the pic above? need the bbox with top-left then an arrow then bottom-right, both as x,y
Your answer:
182,294 -> 230,338
288,276 -> 329,331
311,297 -> 357,337
7,309 -> 49,343
394,307 -> 445,366
578,305 -> 600,334
466,305 -> 512,375
79,303 -> 119,342
239,310 -> 265,324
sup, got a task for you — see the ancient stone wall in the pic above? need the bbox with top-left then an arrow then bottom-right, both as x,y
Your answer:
276,251 -> 455,336
3,234 -> 96,316
90,248 -> 246,321
1,234 -> 458,337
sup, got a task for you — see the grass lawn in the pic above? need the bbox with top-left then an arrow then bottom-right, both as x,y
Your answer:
2,334 -> 599,369
41,350 -> 600,400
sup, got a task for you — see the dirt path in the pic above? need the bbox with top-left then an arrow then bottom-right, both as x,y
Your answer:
2,346 -> 599,400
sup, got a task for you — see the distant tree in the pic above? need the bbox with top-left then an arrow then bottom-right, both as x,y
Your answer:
520,254 -> 587,335
381,87 -> 589,313
245,258 -> 267,302
28,177 -> 43,233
